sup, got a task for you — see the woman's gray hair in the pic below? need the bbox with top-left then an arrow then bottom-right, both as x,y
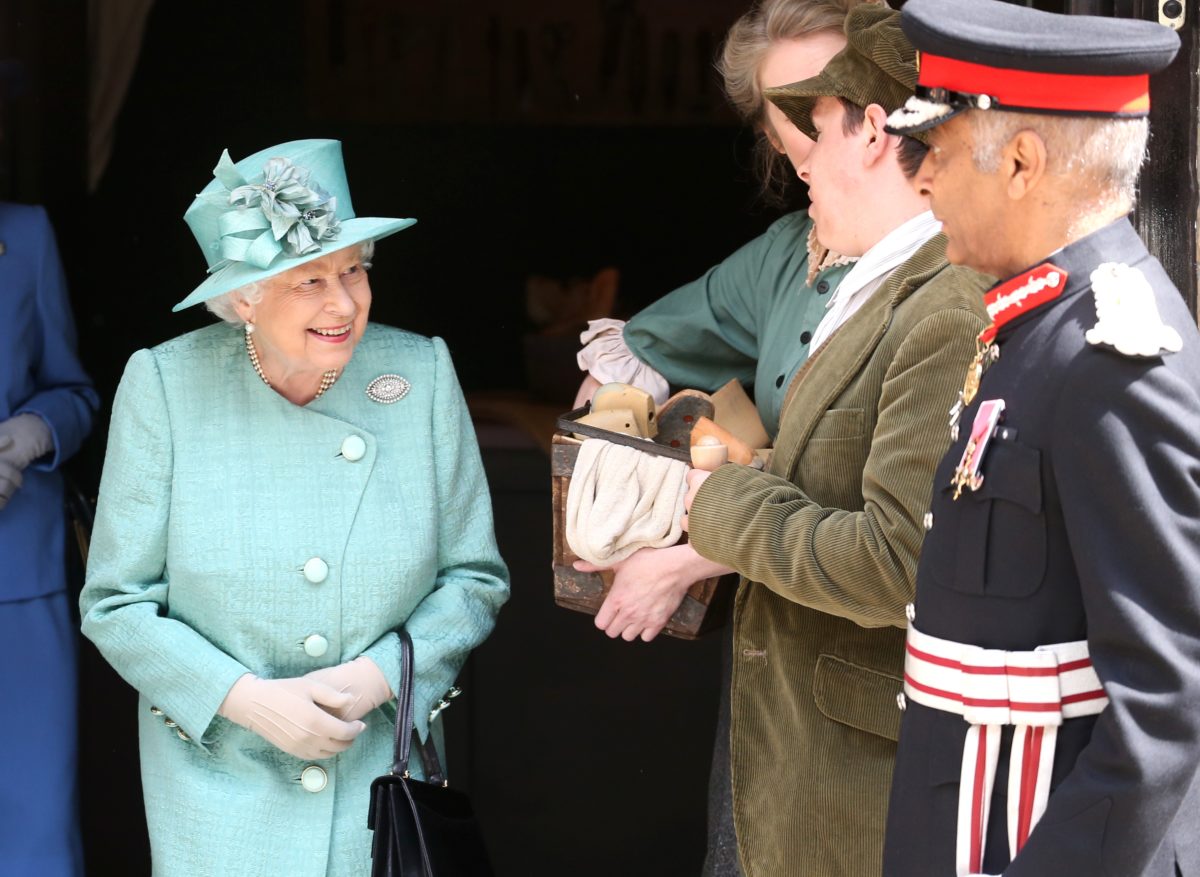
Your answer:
205,239 -> 376,326
969,111 -> 1149,208
718,0 -> 875,205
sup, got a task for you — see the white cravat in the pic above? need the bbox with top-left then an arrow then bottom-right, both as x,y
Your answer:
808,210 -> 942,353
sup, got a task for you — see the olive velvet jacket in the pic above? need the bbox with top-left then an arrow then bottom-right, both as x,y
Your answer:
688,235 -> 990,877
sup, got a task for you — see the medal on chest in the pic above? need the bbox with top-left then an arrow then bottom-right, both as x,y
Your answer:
950,398 -> 1006,500
949,262 -> 1069,440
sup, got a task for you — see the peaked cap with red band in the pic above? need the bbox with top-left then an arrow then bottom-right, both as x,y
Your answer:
884,0 -> 1180,137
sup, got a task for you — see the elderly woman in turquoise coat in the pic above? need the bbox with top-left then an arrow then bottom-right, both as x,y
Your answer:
80,139 -> 509,876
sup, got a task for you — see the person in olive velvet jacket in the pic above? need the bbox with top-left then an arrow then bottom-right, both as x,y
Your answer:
681,9 -> 990,875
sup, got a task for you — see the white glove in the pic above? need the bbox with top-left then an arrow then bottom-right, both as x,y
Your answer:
217,674 -> 367,760
303,656 -> 394,722
0,439 -> 22,510
0,413 -> 54,469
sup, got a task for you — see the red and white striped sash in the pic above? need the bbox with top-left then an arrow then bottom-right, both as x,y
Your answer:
903,624 -> 1108,876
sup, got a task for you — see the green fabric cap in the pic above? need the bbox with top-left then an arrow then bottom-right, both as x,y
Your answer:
765,4 -> 925,143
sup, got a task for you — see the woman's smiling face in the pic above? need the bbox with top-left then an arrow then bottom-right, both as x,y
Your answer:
235,244 -> 372,378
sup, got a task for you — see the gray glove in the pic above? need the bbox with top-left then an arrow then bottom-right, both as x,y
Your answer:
0,438 -> 22,510
0,413 -> 54,470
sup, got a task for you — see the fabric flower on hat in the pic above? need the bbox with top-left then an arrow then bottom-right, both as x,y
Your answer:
201,150 -> 342,272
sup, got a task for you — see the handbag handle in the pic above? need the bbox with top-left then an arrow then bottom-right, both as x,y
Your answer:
391,629 -> 448,786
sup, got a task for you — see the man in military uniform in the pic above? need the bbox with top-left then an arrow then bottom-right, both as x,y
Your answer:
880,1 -> 1200,875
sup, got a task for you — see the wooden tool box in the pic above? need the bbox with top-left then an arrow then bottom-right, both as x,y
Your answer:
551,395 -> 735,640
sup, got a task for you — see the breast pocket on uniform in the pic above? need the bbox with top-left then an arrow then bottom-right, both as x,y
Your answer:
931,435 -> 1047,598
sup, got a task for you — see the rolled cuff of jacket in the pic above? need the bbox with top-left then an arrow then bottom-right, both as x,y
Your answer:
15,384 -> 99,471
576,319 -> 670,405
171,656 -> 254,750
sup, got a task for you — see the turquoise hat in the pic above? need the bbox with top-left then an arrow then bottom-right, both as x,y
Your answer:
174,139 -> 416,311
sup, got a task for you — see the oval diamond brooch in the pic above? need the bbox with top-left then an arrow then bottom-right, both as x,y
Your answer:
366,374 -> 411,404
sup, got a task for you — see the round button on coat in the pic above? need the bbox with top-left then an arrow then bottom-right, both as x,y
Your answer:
303,557 -> 329,584
300,765 -> 328,793
303,634 -> 329,658
340,435 -> 367,462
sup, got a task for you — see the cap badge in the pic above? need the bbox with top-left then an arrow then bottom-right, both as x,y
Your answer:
1085,262 -> 1183,357
366,374 -> 412,404
886,96 -> 956,132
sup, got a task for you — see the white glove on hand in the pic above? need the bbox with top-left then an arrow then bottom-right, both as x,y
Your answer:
0,438 -> 23,511
218,674 -> 367,760
0,413 -> 54,469
303,656 -> 394,722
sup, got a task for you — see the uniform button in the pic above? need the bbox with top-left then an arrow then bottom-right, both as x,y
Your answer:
905,602 -> 916,624
303,557 -> 329,584
923,512 -> 934,531
303,634 -> 329,658
149,706 -> 164,716
817,280 -> 830,294
896,692 -> 907,711
300,765 -> 328,793
800,331 -> 813,345
775,374 -> 786,388
164,718 -> 178,728
340,435 -> 367,462
177,728 -> 192,742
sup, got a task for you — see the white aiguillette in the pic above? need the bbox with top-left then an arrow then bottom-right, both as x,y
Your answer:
1085,262 -> 1183,358
590,382 -> 657,438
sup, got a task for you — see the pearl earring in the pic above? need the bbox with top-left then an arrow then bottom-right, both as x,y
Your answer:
244,322 -> 255,335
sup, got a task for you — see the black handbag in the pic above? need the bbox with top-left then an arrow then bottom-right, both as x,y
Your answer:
367,629 -> 494,877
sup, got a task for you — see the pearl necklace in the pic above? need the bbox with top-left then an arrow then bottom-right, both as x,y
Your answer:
245,330 -> 338,400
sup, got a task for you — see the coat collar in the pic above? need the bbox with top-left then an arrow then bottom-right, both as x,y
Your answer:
772,234 -> 950,468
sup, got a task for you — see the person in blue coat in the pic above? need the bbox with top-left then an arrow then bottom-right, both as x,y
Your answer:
0,201 -> 98,876
79,139 -> 510,876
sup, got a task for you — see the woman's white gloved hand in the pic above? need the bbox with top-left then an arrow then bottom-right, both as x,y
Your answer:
303,656 -> 394,722
217,674 -> 367,760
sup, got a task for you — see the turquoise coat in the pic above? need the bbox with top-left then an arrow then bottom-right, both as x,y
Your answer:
81,322 -> 509,877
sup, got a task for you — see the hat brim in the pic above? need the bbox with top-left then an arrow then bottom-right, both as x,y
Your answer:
884,95 -> 967,137
764,73 -> 841,140
172,216 -> 417,312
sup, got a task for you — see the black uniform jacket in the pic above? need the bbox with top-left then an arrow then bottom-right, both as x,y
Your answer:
883,218 -> 1200,877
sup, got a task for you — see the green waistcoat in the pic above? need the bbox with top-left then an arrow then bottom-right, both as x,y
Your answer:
624,211 -> 852,438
